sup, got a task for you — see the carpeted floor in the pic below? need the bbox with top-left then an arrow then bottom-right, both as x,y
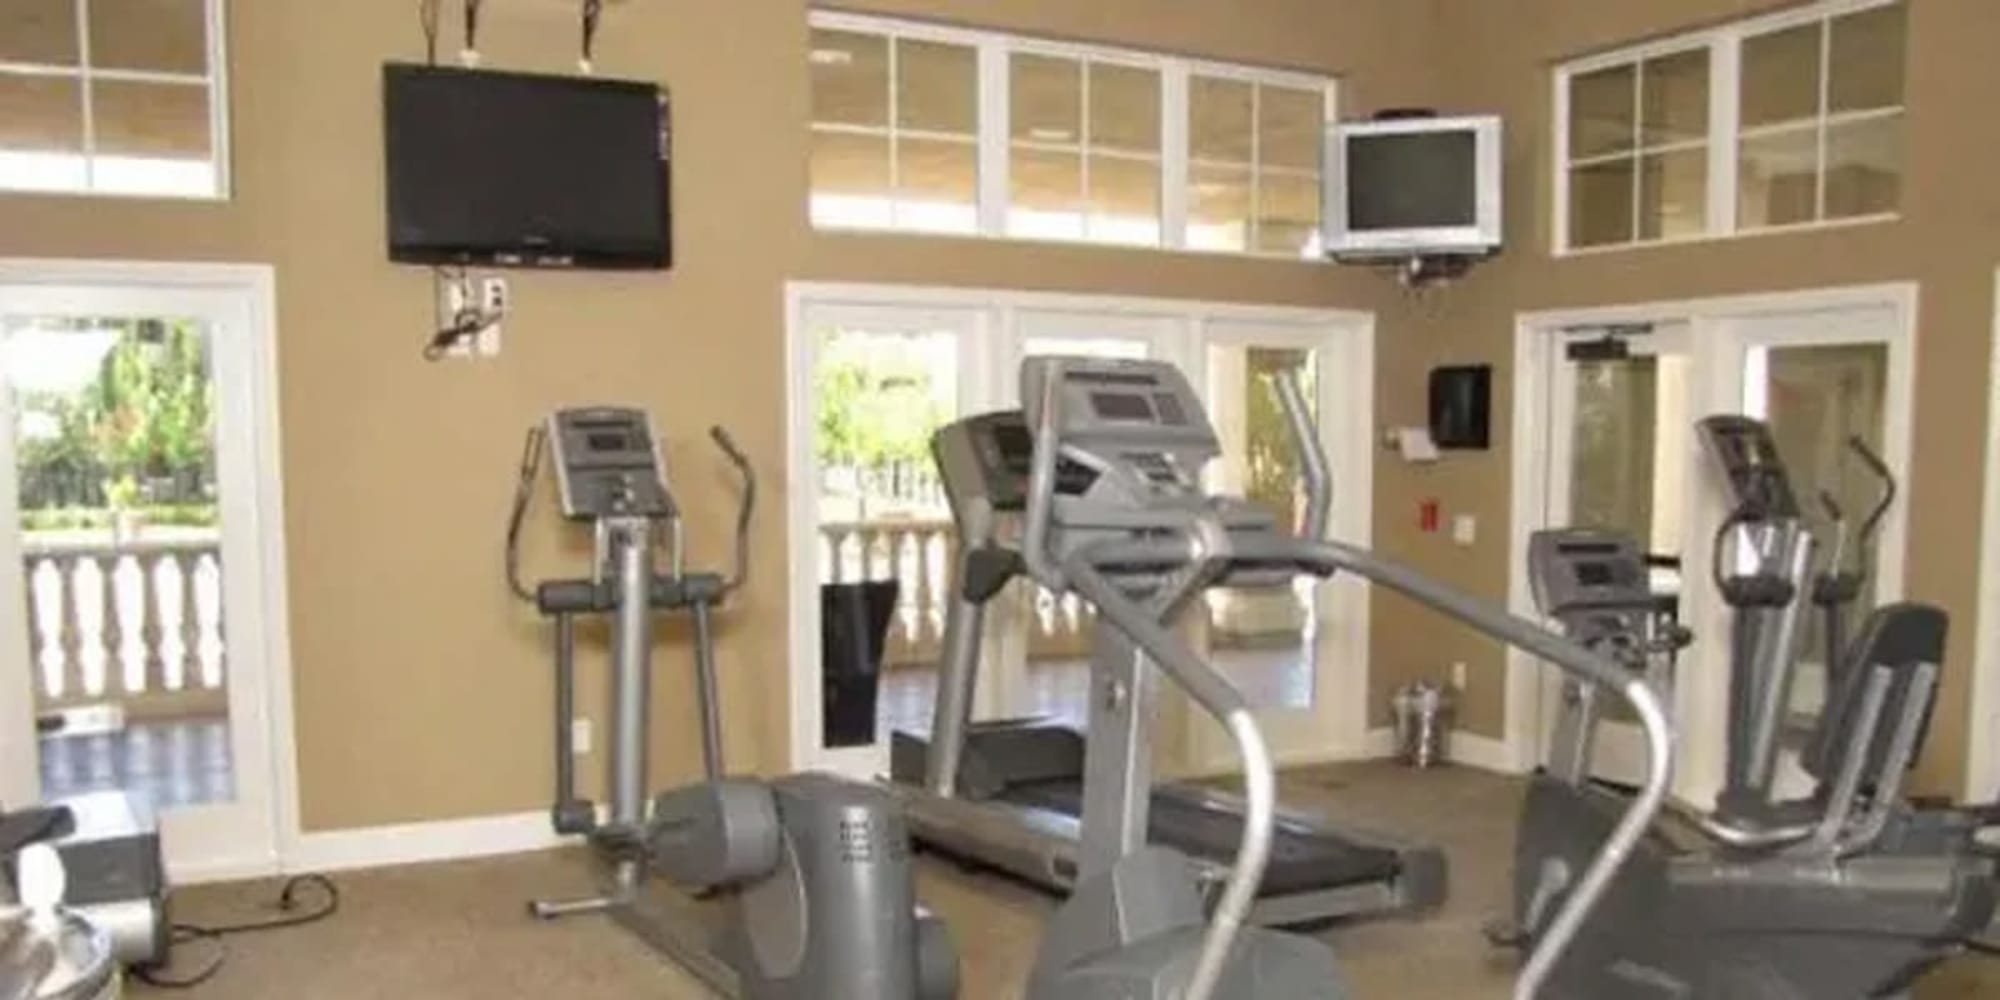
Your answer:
132,762 -> 2000,999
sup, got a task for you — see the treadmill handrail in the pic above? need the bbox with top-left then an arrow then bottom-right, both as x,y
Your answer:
1272,371 -> 1330,543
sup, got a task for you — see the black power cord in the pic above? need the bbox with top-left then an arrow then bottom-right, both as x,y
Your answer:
1964,936 -> 2000,958
133,874 -> 341,990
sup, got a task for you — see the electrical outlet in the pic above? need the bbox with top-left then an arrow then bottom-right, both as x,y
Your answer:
475,277 -> 507,357
481,276 -> 509,316
1451,514 -> 1477,546
571,718 -> 593,756
1451,661 -> 1468,690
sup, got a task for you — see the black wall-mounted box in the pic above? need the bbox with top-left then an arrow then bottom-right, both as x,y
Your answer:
1429,365 -> 1491,450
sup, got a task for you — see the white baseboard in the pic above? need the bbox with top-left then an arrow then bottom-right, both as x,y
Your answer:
1361,727 -> 1525,775
282,809 -> 578,877
169,853 -> 281,886
1449,731 -> 1525,774
1358,727 -> 1398,758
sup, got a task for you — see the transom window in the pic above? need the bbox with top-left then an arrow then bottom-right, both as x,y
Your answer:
0,0 -> 228,199
807,11 -> 1336,259
1558,0 -> 1905,253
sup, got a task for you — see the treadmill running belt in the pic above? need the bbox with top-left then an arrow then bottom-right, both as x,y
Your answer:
1006,779 -> 1402,896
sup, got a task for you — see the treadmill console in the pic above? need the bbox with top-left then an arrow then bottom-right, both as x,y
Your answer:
934,411 -> 1099,515
1698,415 -> 1799,519
547,407 -> 675,521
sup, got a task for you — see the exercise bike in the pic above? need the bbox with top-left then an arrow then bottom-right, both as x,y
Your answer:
507,407 -> 957,1000
1501,415 -> 1996,998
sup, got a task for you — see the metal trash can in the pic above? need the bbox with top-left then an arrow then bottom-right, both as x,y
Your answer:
1,845 -> 121,1000
1391,681 -> 1455,768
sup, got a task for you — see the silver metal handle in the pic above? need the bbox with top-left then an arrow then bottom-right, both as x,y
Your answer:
707,426 -> 755,595
1275,539 -> 1672,999
1058,552 -> 1261,1000
1021,360 -> 1066,589
1271,370 -> 1329,542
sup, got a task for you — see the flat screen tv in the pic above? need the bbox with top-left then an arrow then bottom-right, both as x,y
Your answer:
1322,114 -> 1501,260
382,63 -> 671,270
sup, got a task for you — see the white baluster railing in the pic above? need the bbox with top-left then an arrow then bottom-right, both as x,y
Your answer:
24,535 -> 228,720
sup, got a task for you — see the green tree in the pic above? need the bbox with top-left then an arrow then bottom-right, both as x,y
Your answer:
1244,349 -> 1315,524
814,338 -> 942,472
84,320 -> 215,508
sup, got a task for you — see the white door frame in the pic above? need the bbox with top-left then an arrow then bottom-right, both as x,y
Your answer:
0,259 -> 296,885
1970,268 -> 2000,804
784,281 -> 1375,778
1507,282 -> 1918,800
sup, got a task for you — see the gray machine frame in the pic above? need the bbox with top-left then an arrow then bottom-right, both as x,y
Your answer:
515,407 -> 955,1000
1502,416 -> 1996,998
1006,357 -> 1671,1000
888,408 -> 1444,926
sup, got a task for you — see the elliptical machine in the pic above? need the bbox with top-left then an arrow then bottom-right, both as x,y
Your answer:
508,407 -> 957,1000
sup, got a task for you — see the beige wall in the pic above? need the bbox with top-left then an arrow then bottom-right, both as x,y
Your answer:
1401,0 -> 2000,793
0,0 -> 1444,832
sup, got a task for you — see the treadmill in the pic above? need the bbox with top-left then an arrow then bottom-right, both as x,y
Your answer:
885,408 -> 1447,926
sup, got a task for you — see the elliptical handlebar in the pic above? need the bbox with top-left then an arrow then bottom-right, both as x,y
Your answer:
1270,371 -> 1330,543
1848,435 -> 1895,580
707,425 -> 756,596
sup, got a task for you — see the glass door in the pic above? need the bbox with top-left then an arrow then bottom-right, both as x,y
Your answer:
796,302 -> 981,779
1539,324 -> 1700,785
1179,318 -> 1370,774
1712,305 -> 1902,797
0,278 -> 283,877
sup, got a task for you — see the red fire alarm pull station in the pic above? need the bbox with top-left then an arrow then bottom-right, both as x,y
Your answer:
1420,499 -> 1441,533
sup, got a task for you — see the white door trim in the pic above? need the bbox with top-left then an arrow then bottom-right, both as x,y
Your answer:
0,258 -> 296,885
783,281 -> 1376,775
1506,282 -> 1920,790
1970,269 -> 2000,804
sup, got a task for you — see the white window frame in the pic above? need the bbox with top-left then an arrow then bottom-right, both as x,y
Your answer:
0,0 -> 231,200
1553,0 -> 1903,256
808,10 -> 1338,260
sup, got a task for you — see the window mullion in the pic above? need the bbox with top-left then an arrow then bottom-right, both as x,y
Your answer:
1249,83 -> 1262,248
1710,33 -> 1741,235
1080,59 -> 1092,240
75,0 -> 96,191
1629,60 -> 1644,242
1814,17 -> 1832,221
1161,61 -> 1189,249
1555,68 -> 1573,252
886,35 -> 901,225
977,39 -> 1009,236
